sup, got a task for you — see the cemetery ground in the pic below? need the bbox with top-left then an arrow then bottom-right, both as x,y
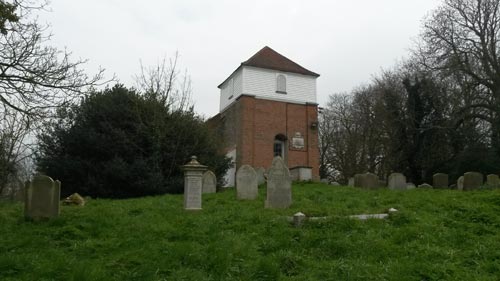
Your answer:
2,183 -> 500,280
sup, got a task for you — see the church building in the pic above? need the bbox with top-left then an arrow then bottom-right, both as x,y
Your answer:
208,46 -> 320,186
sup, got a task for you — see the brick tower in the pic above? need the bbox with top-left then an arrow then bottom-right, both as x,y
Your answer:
208,46 -> 320,186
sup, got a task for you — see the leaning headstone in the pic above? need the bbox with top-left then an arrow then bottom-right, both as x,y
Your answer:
486,174 -> 500,188
463,172 -> 483,191
360,173 -> 378,189
256,167 -> 266,185
266,156 -> 292,208
457,176 -> 464,190
388,173 -> 406,190
433,173 -> 449,189
182,156 -> 207,210
418,183 -> 433,189
202,171 -> 217,194
348,177 -> 354,187
63,193 -> 85,206
236,165 -> 258,200
24,174 -> 61,221
406,183 -> 416,189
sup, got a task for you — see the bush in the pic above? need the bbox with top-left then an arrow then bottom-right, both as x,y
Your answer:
36,84 -> 230,198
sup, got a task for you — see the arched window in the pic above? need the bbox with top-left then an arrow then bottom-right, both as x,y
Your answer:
276,74 -> 286,93
273,134 -> 287,159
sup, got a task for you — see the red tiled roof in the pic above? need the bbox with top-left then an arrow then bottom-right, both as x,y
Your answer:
242,46 -> 320,77
218,46 -> 319,88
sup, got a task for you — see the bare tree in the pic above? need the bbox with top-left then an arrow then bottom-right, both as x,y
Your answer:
0,107 -> 32,195
417,0 -> 500,151
0,0 -> 106,118
134,52 -> 193,112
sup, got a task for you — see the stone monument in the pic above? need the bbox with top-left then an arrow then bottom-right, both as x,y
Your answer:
486,174 -> 499,188
361,173 -> 378,189
236,165 -> 258,200
24,174 -> 61,221
433,173 -> 449,189
266,156 -> 292,208
388,173 -> 406,190
256,167 -> 266,185
463,172 -> 483,191
182,156 -> 207,210
202,170 -> 217,194
457,176 -> 464,190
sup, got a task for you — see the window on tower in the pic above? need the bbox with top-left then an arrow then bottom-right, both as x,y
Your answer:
276,74 -> 286,94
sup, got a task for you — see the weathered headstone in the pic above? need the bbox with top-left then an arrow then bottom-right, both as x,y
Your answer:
293,212 -> 306,227
236,165 -> 258,200
320,178 -> 329,184
406,183 -> 416,189
457,176 -> 464,190
388,173 -> 406,190
24,174 -> 61,221
266,156 -> 292,208
202,170 -> 217,194
360,173 -> 378,189
433,173 -> 449,189
418,183 -> 433,189
378,180 -> 387,188
348,177 -> 354,187
354,174 -> 363,187
256,167 -> 266,185
486,174 -> 500,188
463,172 -> 483,191
330,182 -> 340,186
182,156 -> 207,210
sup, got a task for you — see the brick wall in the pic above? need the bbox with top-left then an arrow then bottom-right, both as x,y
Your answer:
208,95 -> 320,181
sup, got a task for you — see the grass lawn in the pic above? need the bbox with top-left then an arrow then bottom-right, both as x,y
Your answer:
1,183 -> 500,280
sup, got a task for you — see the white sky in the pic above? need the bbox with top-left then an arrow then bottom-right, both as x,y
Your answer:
40,0 -> 441,118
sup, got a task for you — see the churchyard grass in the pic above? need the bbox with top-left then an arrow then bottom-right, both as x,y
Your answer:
1,183 -> 500,280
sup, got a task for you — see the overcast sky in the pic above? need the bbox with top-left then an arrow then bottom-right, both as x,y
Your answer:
40,0 -> 441,118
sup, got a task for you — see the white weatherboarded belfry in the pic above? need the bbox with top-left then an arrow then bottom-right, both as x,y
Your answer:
265,156 -> 292,208
207,46 -> 321,187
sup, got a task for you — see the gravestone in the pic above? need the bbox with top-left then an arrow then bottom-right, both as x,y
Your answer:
293,212 -> 306,227
330,182 -> 340,186
236,165 -> 258,200
361,173 -> 378,189
406,183 -> 416,189
418,183 -> 433,189
388,173 -> 406,190
256,167 -> 266,185
320,178 -> 329,184
457,176 -> 464,190
63,193 -> 85,206
182,156 -> 207,210
433,173 -> 449,189
266,156 -> 292,208
486,174 -> 499,188
354,174 -> 363,187
348,177 -> 354,187
463,172 -> 483,191
24,174 -> 61,221
202,171 -> 217,194
378,180 -> 387,188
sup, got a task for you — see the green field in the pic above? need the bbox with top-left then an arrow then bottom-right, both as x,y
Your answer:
1,183 -> 500,280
